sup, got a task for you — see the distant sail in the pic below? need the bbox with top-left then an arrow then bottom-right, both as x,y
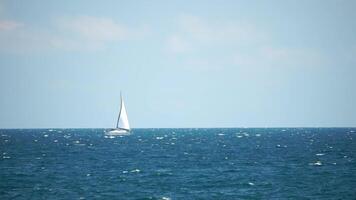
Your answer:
116,95 -> 130,130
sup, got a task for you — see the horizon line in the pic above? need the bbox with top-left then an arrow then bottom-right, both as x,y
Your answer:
1,126 -> 356,130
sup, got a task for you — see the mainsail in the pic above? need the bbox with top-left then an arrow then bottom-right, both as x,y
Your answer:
116,95 -> 130,131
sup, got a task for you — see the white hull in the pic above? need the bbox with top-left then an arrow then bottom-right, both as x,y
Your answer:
105,129 -> 131,136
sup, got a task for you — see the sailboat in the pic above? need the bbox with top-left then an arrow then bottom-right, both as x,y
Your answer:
106,93 -> 131,136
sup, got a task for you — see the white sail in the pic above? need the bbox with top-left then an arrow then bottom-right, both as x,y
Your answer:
117,96 -> 130,130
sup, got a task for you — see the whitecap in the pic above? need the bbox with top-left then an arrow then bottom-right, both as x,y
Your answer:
242,132 -> 249,137
156,137 -> 164,140
310,161 -> 322,166
161,197 -> 171,200
255,134 -> 261,137
130,169 -> 140,173
53,140 -> 58,143
43,134 -> 49,138
122,170 -> 128,174
2,156 -> 11,159
316,153 -> 325,156
218,133 -> 225,136
248,182 -> 255,186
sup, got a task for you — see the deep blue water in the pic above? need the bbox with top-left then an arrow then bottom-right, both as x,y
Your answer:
1,128 -> 355,199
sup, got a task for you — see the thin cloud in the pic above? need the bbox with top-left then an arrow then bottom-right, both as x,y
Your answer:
0,19 -> 23,31
166,14 -> 265,54
233,47 -> 326,69
166,35 -> 192,53
166,14 -> 328,71
53,15 -> 145,51
0,15 -> 147,53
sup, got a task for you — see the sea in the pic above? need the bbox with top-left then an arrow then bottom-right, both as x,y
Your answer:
0,128 -> 355,199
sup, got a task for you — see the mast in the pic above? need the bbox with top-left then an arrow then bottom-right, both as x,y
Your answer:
116,92 -> 122,128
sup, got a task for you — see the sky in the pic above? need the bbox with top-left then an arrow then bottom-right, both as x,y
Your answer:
0,0 -> 356,128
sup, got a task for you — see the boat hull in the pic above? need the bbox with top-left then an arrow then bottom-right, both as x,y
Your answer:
105,129 -> 131,136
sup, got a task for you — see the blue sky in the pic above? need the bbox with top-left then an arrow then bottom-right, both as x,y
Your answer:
0,0 -> 355,128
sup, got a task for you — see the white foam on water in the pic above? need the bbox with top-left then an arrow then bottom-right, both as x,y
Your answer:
43,134 -> 49,138
156,137 -> 164,140
255,134 -> 261,137
131,169 -> 140,173
309,161 -> 322,166
316,153 -> 325,156
248,182 -> 255,186
218,133 -> 225,136
242,132 -> 249,137
161,197 -> 171,200
122,170 -> 128,174
63,135 -> 71,139
53,140 -> 58,143
3,156 -> 11,159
